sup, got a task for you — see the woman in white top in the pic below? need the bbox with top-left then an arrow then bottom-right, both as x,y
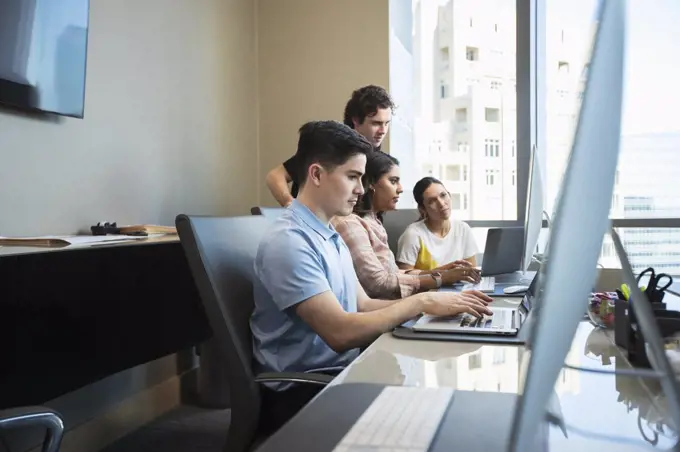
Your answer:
397,177 -> 479,271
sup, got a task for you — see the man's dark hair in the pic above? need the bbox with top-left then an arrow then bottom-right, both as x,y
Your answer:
295,120 -> 373,186
343,85 -> 395,128
355,151 -> 399,221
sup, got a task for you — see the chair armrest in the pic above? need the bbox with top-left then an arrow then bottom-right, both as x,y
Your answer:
0,406 -> 64,452
254,372 -> 334,386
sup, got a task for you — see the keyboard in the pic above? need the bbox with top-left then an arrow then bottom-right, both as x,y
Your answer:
459,309 -> 511,329
462,276 -> 495,292
333,386 -> 453,451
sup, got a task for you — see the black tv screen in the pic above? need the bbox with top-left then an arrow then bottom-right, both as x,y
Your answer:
0,0 -> 90,118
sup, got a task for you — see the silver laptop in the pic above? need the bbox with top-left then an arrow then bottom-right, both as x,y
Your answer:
413,271 -> 538,336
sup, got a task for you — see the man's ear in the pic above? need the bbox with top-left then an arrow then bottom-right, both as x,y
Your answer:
308,163 -> 324,187
352,117 -> 361,129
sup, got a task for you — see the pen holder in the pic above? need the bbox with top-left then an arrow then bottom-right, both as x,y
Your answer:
615,298 -> 680,367
646,290 -> 666,304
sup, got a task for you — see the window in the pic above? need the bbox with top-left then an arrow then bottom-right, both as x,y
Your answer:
457,141 -> 469,153
485,108 -> 500,122
445,165 -> 461,181
390,0 -> 518,221
440,83 -> 449,99
440,46 -> 450,70
455,108 -> 467,123
451,193 -> 462,210
493,348 -> 506,364
468,353 -> 482,369
543,0 -> 680,276
485,169 -> 499,186
485,139 -> 500,157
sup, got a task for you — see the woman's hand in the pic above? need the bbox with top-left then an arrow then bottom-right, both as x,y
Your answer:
439,260 -> 473,270
441,266 -> 481,285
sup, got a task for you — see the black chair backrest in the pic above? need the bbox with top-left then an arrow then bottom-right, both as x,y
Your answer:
382,209 -> 419,254
250,206 -> 286,220
176,214 -> 271,450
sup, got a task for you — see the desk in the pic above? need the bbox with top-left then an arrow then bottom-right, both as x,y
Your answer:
261,299 -> 679,450
0,236 -> 211,408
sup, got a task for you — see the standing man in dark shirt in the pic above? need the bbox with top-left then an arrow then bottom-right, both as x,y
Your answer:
265,85 -> 395,206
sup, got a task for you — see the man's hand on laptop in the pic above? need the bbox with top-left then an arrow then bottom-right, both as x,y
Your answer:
422,290 -> 493,318
441,266 -> 481,285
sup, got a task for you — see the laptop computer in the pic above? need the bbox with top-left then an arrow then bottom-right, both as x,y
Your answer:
413,269 -> 538,336
480,227 -> 525,276
462,227 -> 528,292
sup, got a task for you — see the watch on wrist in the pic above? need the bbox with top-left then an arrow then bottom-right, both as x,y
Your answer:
430,271 -> 443,289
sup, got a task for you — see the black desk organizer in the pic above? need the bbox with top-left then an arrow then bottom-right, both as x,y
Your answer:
614,297 -> 680,367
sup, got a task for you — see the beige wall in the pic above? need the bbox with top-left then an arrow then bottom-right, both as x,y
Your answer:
256,0 -> 390,206
0,0 -> 258,236
0,0 -> 395,448
0,0 -> 393,232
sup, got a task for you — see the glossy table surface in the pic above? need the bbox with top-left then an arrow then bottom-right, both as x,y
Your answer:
329,301 -> 679,450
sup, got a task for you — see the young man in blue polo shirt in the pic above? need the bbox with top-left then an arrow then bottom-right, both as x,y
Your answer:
251,120 -> 493,433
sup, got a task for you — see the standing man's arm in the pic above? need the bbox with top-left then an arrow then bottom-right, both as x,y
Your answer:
266,155 -> 300,207
265,164 -> 294,207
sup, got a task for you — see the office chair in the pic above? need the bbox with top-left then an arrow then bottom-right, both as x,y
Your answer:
0,406 -> 64,452
175,214 -> 334,452
249,206 -> 285,220
382,209 -> 419,254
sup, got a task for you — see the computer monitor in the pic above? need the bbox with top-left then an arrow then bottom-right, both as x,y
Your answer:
508,1 -> 627,450
521,144 -> 544,272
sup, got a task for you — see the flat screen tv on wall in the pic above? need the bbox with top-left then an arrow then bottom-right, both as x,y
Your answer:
0,0 -> 90,119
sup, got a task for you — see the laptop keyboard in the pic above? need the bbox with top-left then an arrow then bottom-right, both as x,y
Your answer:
462,276 -> 495,293
460,309 -> 510,329
333,386 -> 454,451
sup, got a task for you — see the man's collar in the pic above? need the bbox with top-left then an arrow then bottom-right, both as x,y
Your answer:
290,200 -> 337,241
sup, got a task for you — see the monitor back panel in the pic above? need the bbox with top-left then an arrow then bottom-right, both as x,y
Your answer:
482,227 -> 525,276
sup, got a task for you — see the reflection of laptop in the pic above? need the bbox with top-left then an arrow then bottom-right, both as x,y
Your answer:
463,227 -> 525,292
413,271 -> 538,336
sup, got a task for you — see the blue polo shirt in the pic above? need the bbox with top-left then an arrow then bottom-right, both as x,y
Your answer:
251,200 -> 360,389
